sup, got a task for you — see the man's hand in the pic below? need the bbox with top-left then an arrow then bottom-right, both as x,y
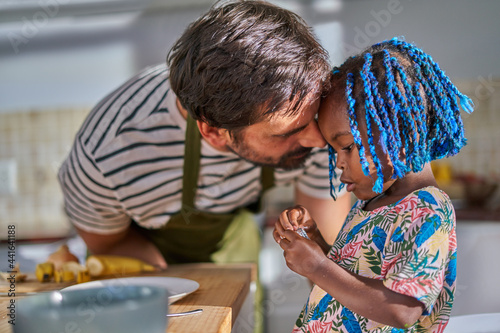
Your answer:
76,226 -> 168,270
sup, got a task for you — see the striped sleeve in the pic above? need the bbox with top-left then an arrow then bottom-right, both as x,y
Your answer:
58,136 -> 131,235
57,65 -> 169,233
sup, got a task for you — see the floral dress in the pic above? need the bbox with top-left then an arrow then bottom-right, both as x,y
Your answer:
293,186 -> 457,333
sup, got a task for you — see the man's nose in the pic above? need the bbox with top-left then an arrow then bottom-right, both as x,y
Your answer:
298,120 -> 327,148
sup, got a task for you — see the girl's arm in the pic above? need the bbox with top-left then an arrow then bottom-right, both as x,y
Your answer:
277,229 -> 425,329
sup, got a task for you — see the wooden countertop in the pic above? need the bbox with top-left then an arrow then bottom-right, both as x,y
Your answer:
0,262 -> 255,333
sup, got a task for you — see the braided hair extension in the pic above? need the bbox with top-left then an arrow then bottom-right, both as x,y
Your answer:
329,144 -> 345,199
328,37 -> 473,197
360,53 -> 386,193
390,38 -> 472,157
367,69 -> 403,179
329,72 -> 360,199
381,50 -> 406,178
390,58 -> 424,171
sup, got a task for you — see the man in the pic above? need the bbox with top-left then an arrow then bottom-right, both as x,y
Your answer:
58,0 -> 350,270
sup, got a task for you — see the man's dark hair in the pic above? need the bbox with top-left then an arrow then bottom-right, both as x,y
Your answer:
167,0 -> 331,133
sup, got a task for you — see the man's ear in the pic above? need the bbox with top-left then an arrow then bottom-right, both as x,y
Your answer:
197,120 -> 231,150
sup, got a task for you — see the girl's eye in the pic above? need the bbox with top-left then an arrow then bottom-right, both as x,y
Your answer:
278,133 -> 293,139
342,143 -> 355,151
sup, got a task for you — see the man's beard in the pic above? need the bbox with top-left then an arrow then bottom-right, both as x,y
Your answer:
226,143 -> 312,170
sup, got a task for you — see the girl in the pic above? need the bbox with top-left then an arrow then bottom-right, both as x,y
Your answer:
273,38 -> 473,332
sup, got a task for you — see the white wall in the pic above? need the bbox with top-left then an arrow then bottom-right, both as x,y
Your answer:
453,221 -> 500,316
1,0 -> 499,111
303,0 -> 500,79
0,2 -> 210,111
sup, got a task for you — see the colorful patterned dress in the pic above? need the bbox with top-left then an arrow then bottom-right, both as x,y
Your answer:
293,186 -> 457,333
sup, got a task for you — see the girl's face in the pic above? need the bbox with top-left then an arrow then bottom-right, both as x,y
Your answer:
318,91 -> 395,201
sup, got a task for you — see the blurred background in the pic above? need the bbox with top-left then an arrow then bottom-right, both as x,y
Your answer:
1,0 -> 499,332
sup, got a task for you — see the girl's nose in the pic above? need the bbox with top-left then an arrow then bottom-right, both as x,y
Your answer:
335,153 -> 347,170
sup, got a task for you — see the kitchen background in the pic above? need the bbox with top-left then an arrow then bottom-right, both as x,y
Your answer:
1,0 -> 499,332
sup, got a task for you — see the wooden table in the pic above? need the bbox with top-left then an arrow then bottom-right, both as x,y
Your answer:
0,263 -> 255,333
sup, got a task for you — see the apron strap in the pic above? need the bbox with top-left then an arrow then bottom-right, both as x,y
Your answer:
261,166 -> 274,192
182,114 -> 274,211
182,115 -> 201,210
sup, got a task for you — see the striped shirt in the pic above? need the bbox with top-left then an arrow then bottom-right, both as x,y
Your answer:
58,64 -> 344,235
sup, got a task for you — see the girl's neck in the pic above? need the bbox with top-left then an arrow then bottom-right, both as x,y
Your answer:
363,164 -> 439,211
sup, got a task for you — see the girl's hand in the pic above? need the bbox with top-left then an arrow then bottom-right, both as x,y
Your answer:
273,205 -> 313,236
276,229 -> 328,279
273,205 -> 330,254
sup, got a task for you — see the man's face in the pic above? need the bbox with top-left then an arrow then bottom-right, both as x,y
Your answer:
225,94 -> 327,170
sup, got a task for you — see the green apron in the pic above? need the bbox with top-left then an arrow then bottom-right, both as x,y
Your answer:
135,115 -> 272,333
135,115 -> 274,264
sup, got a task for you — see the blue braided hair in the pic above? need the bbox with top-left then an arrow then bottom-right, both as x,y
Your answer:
328,37 -> 473,197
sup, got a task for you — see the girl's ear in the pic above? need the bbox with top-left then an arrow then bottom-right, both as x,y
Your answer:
197,120 -> 231,150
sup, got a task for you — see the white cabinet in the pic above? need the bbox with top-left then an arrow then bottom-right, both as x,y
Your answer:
453,221 -> 500,316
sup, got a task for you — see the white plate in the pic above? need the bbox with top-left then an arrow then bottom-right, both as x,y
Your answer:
446,313 -> 500,333
63,277 -> 199,304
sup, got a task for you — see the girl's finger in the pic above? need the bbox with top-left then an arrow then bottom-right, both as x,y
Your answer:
283,229 -> 300,242
286,209 -> 302,229
273,219 -> 289,243
279,209 -> 295,230
273,227 -> 282,243
277,235 -> 290,248
272,228 -> 280,243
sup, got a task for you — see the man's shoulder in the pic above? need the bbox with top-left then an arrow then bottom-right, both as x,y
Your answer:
76,64 -> 180,159
94,63 -> 171,115
133,64 -> 169,82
